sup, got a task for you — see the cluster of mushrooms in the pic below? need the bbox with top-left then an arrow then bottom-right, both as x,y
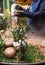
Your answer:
0,29 -> 20,58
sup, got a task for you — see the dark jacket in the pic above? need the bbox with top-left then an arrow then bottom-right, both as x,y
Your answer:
19,0 -> 45,27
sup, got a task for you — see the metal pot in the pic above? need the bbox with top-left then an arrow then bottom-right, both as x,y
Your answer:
0,62 -> 45,65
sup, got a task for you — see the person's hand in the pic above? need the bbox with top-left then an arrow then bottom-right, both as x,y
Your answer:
15,5 -> 24,11
14,11 -> 25,17
14,11 -> 19,16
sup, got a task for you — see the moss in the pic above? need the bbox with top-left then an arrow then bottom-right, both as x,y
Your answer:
0,38 -> 45,63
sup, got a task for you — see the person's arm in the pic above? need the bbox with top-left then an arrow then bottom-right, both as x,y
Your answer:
15,5 -> 29,12
21,11 -> 42,18
15,1 -> 45,19
23,2 -> 45,19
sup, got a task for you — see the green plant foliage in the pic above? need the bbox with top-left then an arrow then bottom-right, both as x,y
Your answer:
24,45 -> 45,63
0,41 -> 45,63
12,22 -> 28,62
0,36 -> 6,52
19,17 -> 31,33
12,25 -> 27,42
0,16 -> 45,63
0,36 -> 17,63
18,41 -> 27,62
0,18 -> 8,30
0,36 -> 44,63
3,0 -> 11,19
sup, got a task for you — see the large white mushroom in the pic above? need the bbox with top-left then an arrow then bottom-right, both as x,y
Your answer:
4,38 -> 14,46
4,47 -> 16,58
